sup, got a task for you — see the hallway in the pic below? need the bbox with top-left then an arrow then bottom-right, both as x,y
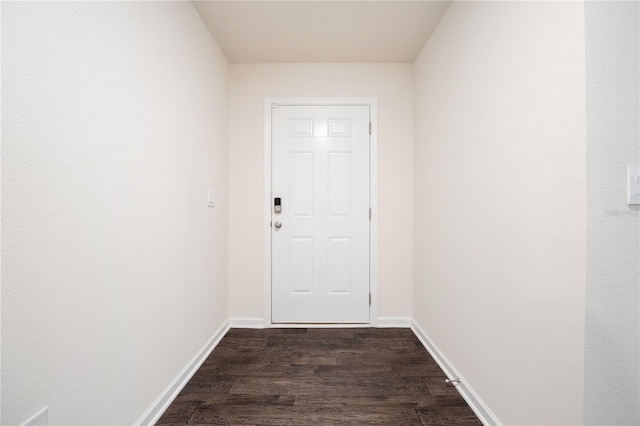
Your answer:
2,1 -> 638,425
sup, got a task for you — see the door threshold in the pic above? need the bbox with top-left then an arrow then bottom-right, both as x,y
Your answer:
269,322 -> 371,328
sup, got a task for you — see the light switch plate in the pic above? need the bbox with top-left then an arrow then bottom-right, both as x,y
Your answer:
23,407 -> 48,426
207,190 -> 216,207
627,165 -> 640,205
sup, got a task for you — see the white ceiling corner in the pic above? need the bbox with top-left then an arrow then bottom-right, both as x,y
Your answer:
192,1 -> 452,63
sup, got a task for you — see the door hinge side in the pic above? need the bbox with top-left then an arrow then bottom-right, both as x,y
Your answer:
369,208 -> 372,220
369,293 -> 372,306
369,122 -> 372,135
270,221 -> 273,227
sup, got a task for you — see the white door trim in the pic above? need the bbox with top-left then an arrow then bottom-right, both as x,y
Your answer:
264,97 -> 378,328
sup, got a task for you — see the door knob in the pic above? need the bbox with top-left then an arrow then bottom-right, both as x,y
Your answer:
274,221 -> 282,230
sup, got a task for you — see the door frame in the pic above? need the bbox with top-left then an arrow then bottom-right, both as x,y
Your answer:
263,97 -> 378,328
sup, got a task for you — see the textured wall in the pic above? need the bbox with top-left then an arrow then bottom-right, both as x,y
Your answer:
412,2 -> 586,424
1,2 -> 229,424
228,63 -> 414,321
584,2 -> 640,424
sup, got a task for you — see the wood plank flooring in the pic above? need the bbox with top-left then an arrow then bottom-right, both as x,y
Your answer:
157,328 -> 482,425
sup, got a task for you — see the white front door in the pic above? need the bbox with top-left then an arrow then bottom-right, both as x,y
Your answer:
271,105 -> 370,323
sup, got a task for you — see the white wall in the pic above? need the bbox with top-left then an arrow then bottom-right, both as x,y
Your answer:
584,2 -> 640,424
1,2 -> 229,424
412,2 -> 586,425
228,64 -> 413,321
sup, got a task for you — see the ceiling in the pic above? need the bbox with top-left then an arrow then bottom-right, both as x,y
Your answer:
192,1 -> 452,63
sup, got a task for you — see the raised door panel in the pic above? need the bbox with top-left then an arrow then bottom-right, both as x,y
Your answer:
290,152 -> 313,218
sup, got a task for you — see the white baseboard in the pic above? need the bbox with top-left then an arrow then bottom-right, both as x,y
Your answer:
229,317 -> 265,328
135,319 -> 231,426
377,317 -> 412,328
411,320 -> 502,426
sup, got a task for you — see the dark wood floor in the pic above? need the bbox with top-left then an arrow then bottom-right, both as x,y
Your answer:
157,328 -> 482,425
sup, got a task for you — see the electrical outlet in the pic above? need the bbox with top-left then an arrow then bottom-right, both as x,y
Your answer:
23,407 -> 48,426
